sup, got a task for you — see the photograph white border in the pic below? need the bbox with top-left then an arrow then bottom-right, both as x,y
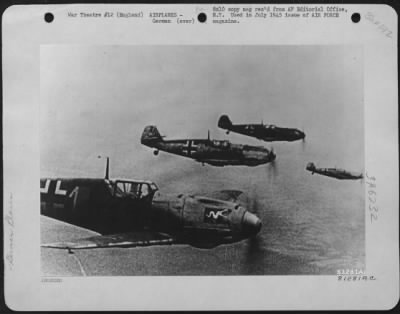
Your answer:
3,4 -> 398,310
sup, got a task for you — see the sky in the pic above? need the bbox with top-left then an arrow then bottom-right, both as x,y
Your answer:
40,45 -> 363,181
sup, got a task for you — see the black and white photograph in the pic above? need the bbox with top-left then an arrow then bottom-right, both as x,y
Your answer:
3,3 -> 398,311
40,45 -> 365,276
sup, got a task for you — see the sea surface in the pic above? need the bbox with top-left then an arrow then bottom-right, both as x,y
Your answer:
41,139 -> 365,276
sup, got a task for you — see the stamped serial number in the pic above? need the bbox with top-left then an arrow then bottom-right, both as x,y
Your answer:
336,269 -> 375,281
41,277 -> 62,283
337,275 -> 376,281
337,268 -> 365,275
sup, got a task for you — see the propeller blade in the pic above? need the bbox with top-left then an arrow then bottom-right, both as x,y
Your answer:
243,187 -> 265,262
246,235 -> 263,256
243,196 -> 264,272
301,137 -> 306,151
271,161 -> 279,179
266,154 -> 278,182
247,191 -> 260,215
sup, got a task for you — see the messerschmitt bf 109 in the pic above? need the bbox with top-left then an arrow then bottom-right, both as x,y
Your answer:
41,158 -> 262,251
140,125 -> 276,167
306,162 -> 363,180
218,114 -> 306,142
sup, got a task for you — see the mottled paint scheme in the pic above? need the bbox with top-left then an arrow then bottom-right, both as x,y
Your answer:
141,125 -> 276,166
218,114 -> 305,142
305,162 -> 363,180
40,178 -> 261,249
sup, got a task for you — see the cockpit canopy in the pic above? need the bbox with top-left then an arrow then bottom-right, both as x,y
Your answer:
108,179 -> 159,200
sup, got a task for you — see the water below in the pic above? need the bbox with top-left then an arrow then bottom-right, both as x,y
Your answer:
41,140 -> 365,276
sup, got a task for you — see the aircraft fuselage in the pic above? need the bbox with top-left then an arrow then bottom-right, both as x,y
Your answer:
143,138 -> 276,166
223,124 -> 305,142
40,178 -> 261,248
305,163 -> 363,180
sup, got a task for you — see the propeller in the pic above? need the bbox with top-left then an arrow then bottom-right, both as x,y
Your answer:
359,168 -> 365,184
300,127 -> 306,151
270,146 -> 275,156
210,189 -> 265,268
243,190 -> 265,272
266,147 -> 278,181
301,138 -> 306,152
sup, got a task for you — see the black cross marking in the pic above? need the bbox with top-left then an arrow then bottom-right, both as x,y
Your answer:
182,140 -> 198,156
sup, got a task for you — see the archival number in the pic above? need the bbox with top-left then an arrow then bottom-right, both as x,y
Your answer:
365,12 -> 393,38
336,269 -> 376,281
365,172 -> 378,223
41,277 -> 63,283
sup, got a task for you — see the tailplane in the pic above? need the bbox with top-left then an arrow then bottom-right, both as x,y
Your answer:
141,125 -> 164,145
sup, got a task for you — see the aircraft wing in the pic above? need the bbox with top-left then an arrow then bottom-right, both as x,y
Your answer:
41,231 -> 176,250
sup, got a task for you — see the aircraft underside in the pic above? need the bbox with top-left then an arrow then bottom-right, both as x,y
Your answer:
199,159 -> 262,167
315,170 -> 360,180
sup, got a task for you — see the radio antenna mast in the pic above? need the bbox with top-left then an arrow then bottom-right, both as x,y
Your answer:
98,155 -> 110,180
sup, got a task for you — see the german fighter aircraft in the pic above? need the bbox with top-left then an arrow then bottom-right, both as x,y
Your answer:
140,125 -> 276,167
218,114 -> 306,142
306,162 -> 363,180
41,158 -> 262,251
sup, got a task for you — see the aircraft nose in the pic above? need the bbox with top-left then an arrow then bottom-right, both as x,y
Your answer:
266,150 -> 276,162
242,211 -> 262,236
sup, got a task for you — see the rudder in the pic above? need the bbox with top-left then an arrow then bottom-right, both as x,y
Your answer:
141,125 -> 163,144
218,114 -> 232,129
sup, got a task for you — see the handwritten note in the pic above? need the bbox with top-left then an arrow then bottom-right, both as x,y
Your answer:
365,12 -> 393,38
365,172 -> 378,223
5,193 -> 14,270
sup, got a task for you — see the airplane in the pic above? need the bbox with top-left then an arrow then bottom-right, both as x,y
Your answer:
218,114 -> 306,142
41,157 -> 262,251
140,125 -> 276,167
305,162 -> 363,180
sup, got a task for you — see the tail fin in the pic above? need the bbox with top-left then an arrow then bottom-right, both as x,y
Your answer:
141,125 -> 163,145
218,114 -> 233,130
